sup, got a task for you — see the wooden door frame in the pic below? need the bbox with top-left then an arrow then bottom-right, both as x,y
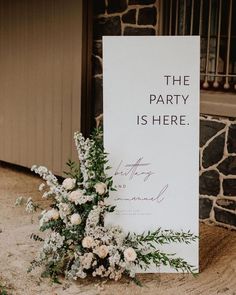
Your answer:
81,0 -> 94,137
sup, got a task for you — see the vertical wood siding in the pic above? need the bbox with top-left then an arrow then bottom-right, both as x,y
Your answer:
0,0 -> 83,175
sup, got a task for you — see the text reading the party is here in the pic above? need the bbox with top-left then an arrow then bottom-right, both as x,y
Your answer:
137,75 -> 192,127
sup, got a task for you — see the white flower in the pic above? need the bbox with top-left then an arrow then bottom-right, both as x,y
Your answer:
70,213 -> 81,225
39,211 -> 48,227
78,195 -> 94,205
25,197 -> 36,213
82,236 -> 94,248
15,196 -> 24,206
68,190 -> 83,205
129,270 -> 136,278
38,183 -> 45,191
124,247 -> 137,262
59,203 -> 71,219
62,178 -> 76,190
85,206 -> 102,233
97,245 -> 109,259
43,232 -> 65,252
92,265 -> 106,277
81,252 -> 94,269
108,251 -> 121,266
94,182 -> 107,195
39,208 -> 59,227
48,208 -> 60,220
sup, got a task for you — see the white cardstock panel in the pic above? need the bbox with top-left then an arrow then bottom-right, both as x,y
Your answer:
103,36 -> 199,273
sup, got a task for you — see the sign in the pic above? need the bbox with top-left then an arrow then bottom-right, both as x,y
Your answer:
103,36 -> 199,272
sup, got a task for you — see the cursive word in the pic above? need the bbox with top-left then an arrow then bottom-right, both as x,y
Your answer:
114,184 -> 168,203
114,157 -> 155,182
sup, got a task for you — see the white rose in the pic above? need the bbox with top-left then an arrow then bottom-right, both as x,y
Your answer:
82,236 -> 94,248
124,247 -> 137,262
68,190 -> 83,204
48,208 -> 60,220
70,213 -> 82,225
97,245 -> 109,259
62,178 -> 76,190
94,182 -> 107,195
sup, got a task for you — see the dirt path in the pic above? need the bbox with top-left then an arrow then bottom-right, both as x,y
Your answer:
0,164 -> 235,295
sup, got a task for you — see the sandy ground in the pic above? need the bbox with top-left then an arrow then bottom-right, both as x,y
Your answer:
0,164 -> 236,295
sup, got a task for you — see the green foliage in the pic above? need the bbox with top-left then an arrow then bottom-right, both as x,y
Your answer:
127,228 -> 198,275
137,250 -> 197,274
30,233 -> 44,242
64,159 -> 80,180
0,284 -> 8,295
88,128 -> 111,185
40,220 -> 61,232
131,276 -> 143,287
41,260 -> 64,284
106,205 -> 116,213
130,229 -> 198,246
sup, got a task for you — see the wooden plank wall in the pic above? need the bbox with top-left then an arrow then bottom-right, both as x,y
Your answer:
0,0 -> 83,176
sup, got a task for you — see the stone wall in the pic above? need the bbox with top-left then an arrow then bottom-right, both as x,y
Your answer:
200,116 -> 236,229
92,0 -> 236,230
93,0 -> 158,116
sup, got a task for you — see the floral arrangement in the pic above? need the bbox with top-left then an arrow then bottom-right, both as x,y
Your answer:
23,128 -> 197,284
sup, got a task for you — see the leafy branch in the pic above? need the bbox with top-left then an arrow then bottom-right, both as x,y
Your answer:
128,228 -> 198,246
137,250 -> 197,275
64,159 -> 80,180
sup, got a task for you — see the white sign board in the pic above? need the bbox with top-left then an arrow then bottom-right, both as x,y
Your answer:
103,36 -> 199,272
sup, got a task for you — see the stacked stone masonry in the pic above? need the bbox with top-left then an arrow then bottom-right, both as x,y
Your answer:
200,116 -> 236,229
93,0 -> 158,116
92,0 -> 236,230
